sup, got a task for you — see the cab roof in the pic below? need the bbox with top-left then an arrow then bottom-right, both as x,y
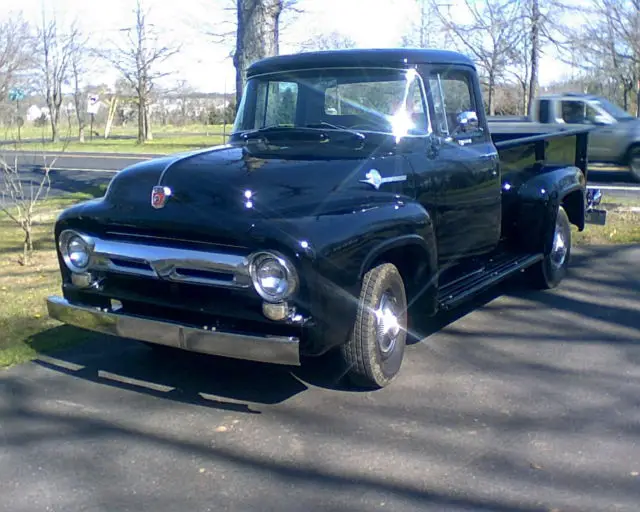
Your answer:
246,48 -> 476,77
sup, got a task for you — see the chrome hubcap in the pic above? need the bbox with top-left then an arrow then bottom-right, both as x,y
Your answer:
550,220 -> 568,270
375,291 -> 402,356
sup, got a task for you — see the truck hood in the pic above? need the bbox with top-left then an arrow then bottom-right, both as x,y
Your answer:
88,143 -> 412,248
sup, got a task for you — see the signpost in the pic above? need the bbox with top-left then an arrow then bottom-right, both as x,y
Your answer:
8,88 -> 26,142
87,94 -> 100,141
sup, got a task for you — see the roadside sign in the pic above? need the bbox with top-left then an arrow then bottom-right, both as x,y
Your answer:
8,88 -> 25,102
87,94 -> 100,114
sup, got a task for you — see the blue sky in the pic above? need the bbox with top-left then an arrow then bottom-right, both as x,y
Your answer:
4,0 -> 578,94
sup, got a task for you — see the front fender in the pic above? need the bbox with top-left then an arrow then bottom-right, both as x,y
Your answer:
516,165 -> 585,253
298,200 -> 436,356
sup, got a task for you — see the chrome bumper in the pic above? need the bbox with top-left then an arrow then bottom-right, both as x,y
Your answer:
46,296 -> 301,366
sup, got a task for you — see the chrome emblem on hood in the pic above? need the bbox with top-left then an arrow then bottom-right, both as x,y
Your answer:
359,169 -> 407,190
151,186 -> 172,209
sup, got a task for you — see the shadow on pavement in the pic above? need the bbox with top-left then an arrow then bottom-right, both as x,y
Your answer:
2,244 -> 639,511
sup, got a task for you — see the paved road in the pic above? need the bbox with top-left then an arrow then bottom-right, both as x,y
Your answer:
2,245 -> 639,512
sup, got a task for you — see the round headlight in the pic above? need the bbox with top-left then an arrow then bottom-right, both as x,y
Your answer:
68,236 -> 90,268
59,230 -> 93,272
249,252 -> 298,303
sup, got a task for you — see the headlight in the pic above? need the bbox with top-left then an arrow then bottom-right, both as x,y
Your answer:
59,230 -> 94,272
249,251 -> 298,303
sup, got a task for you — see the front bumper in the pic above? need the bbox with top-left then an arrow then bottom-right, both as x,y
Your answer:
46,296 -> 301,366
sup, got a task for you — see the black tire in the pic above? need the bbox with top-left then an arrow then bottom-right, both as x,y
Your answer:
629,146 -> 640,183
340,263 -> 408,389
527,206 -> 571,289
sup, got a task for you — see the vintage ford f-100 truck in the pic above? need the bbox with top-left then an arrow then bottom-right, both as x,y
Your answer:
47,49 -> 605,389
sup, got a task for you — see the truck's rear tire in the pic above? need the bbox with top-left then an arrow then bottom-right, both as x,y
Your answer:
629,146 -> 640,183
340,263 -> 408,389
527,206 -> 571,289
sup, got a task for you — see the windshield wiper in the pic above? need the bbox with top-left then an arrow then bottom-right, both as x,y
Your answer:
304,122 -> 366,140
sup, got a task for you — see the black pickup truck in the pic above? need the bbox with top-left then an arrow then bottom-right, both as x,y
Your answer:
47,49 -> 604,389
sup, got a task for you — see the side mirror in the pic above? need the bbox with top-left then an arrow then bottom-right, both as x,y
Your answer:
456,111 -> 480,133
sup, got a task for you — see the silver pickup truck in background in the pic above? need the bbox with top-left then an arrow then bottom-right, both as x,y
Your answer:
489,93 -> 640,182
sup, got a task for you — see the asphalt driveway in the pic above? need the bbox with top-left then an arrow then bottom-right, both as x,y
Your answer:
1,245 -> 639,512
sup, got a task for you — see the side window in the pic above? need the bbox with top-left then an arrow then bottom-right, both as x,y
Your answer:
428,70 -> 479,141
537,99 -> 550,123
255,81 -> 298,128
561,100 -> 588,124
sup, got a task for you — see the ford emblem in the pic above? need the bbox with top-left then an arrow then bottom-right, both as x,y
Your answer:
151,186 -> 172,209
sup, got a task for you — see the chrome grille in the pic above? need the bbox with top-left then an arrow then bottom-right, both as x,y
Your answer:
87,236 -> 252,289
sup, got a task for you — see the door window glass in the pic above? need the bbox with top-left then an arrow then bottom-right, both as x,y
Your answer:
560,100 -> 599,124
428,70 -> 480,141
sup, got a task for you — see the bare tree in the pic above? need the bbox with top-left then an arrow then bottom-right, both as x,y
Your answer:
431,0 -> 523,115
562,0 -> 640,114
0,14 -> 34,103
0,152 -> 53,264
97,0 -> 180,143
299,31 -> 356,52
527,0 -> 540,115
401,0 -> 450,48
70,32 -> 89,142
37,12 -> 77,143
233,0 -> 301,106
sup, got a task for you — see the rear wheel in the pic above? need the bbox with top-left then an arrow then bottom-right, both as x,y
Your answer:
629,146 -> 640,183
340,263 -> 408,389
527,206 -> 571,289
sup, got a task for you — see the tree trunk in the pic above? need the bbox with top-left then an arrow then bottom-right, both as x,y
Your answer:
137,98 -> 145,144
527,0 -> 540,116
234,0 -> 283,107
488,72 -> 495,116
50,115 -> 59,143
145,107 -> 153,141
22,228 -> 32,265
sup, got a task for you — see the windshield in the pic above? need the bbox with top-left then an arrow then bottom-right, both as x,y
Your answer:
592,98 -> 634,121
232,67 -> 431,139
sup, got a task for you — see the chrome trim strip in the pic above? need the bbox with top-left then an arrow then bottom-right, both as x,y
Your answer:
47,296 -> 301,366
86,235 -> 252,288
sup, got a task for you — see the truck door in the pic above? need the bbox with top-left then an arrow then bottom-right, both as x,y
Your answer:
420,66 -> 501,263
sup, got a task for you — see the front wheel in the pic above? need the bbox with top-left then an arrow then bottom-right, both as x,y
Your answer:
527,206 -> 571,289
340,263 -> 408,389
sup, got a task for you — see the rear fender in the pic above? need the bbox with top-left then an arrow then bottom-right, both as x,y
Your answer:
517,165 -> 585,254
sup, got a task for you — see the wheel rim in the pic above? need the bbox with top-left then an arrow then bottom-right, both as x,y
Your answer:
631,155 -> 640,174
550,218 -> 568,270
375,290 -> 402,358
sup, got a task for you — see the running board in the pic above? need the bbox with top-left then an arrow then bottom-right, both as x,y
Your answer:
437,253 -> 543,311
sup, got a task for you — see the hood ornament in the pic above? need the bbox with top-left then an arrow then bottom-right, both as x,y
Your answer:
359,169 -> 407,190
151,186 -> 172,209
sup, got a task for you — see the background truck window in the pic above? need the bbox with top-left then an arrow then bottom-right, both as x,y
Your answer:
560,100 -> 599,124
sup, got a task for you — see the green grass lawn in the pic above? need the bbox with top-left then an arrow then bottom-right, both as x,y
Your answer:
12,134 -> 228,155
1,122 -> 229,140
0,193 -> 100,368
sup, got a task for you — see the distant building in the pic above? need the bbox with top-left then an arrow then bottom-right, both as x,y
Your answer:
26,105 -> 50,121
